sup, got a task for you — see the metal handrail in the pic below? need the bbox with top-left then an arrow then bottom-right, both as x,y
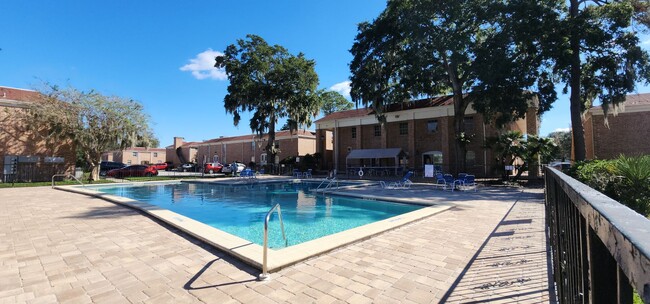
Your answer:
51,174 -> 85,188
258,203 -> 287,281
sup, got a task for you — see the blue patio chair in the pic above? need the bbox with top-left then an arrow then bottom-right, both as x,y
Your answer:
457,175 -> 477,191
443,174 -> 456,191
382,171 -> 414,189
293,169 -> 302,178
432,173 -> 447,190
303,169 -> 312,178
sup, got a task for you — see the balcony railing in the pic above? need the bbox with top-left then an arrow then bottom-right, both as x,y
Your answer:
545,167 -> 650,303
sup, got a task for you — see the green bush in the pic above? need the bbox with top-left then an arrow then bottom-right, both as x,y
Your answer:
570,155 -> 650,217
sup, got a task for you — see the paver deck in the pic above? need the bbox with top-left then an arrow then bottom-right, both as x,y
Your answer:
0,183 -> 552,303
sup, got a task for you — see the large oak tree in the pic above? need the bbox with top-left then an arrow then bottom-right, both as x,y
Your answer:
215,35 -> 320,161
553,0 -> 650,161
350,0 -> 559,172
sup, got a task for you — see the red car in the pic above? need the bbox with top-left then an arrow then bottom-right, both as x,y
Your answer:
150,162 -> 168,170
107,165 -> 158,178
204,162 -> 224,174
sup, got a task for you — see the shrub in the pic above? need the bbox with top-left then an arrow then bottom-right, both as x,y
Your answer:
570,155 -> 650,217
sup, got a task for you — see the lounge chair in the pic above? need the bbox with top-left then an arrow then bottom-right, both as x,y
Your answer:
381,171 -> 414,189
443,174 -> 456,191
303,169 -> 312,178
292,169 -> 302,178
431,173 -> 447,190
456,175 -> 477,191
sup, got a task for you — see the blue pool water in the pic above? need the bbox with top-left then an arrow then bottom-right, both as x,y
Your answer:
86,182 -> 423,248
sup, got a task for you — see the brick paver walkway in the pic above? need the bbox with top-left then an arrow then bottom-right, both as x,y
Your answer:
0,186 -> 551,303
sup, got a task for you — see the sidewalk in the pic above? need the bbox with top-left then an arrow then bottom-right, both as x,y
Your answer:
0,186 -> 551,303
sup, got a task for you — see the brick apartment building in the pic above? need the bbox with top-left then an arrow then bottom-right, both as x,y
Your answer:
315,95 -> 539,177
583,93 -> 650,159
0,86 -> 75,182
166,130 -> 316,168
102,147 -> 167,165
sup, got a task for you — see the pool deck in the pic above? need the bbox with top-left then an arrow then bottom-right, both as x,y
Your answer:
0,177 -> 552,303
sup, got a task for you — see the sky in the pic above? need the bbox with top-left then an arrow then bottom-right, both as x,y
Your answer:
2,1 -> 649,147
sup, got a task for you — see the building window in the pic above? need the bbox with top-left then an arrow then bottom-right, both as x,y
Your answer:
351,127 -> 357,139
153,152 -> 158,157
261,153 -> 267,165
466,150 -> 476,166
127,160 -> 132,165
275,142 -> 280,149
132,152 -> 138,157
399,123 -> 408,135
427,120 -> 438,133
464,117 -> 474,132
374,125 -> 381,137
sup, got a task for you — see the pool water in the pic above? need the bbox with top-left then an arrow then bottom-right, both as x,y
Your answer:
87,182 -> 423,248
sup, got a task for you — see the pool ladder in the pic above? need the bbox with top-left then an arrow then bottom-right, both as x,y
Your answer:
315,177 -> 338,193
259,203 -> 287,281
51,174 -> 85,188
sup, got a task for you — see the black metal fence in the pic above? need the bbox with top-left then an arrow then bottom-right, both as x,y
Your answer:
545,167 -> 650,303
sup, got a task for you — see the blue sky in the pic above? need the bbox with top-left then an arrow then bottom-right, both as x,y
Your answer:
2,1 -> 648,147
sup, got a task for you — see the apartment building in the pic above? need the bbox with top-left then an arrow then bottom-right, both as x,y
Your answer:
167,130 -> 316,168
583,93 -> 650,159
0,86 -> 75,182
315,95 -> 539,177
102,147 -> 167,165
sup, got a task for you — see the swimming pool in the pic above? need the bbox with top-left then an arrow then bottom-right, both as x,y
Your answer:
86,182 -> 423,248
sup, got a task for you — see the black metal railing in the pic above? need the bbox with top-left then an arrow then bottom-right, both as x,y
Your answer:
545,167 -> 650,303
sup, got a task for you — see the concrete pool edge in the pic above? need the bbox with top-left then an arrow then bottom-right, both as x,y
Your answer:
54,183 -> 452,273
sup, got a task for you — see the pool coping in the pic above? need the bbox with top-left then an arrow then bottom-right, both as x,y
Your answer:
54,180 -> 452,272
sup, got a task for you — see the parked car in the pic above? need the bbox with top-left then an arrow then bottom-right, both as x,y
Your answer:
150,162 -> 168,170
180,163 -> 196,172
549,161 -> 572,171
204,162 -> 224,174
107,165 -> 158,178
221,162 -> 246,174
99,161 -> 126,176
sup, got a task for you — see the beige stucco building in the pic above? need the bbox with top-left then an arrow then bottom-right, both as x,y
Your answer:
102,147 -> 167,165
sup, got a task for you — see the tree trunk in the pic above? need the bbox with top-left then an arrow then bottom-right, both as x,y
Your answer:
266,115 -> 277,173
90,165 -> 100,182
443,53 -> 469,174
569,0 -> 587,161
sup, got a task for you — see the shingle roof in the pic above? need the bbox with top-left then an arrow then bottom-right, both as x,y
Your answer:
315,95 -> 457,123
621,93 -> 650,106
591,93 -> 650,110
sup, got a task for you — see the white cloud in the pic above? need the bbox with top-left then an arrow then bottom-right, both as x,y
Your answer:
553,128 -> 571,133
329,81 -> 351,97
180,49 -> 227,80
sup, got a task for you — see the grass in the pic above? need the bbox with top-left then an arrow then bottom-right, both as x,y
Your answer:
0,179 -> 113,188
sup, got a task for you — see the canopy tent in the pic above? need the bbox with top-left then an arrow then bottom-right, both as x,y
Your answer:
346,148 -> 407,176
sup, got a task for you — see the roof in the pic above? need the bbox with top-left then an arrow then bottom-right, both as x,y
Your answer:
315,95 -> 457,123
168,129 -> 317,148
591,93 -> 650,110
620,93 -> 650,106
0,86 -> 39,102
346,148 -> 405,160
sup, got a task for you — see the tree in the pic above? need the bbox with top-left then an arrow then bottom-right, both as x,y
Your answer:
486,131 -> 558,180
28,85 -> 156,181
350,0 -> 559,173
548,130 -> 571,160
215,35 -> 321,161
552,0 -> 650,161
319,90 -> 353,116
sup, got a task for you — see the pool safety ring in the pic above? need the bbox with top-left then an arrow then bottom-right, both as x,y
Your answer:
358,169 -> 364,177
